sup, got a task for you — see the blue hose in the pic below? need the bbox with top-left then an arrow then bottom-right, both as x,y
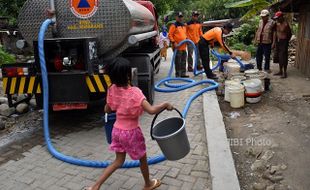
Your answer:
39,19 -> 165,168
210,49 -> 245,70
158,40 -> 245,117
155,40 -> 219,117
39,20 -> 228,168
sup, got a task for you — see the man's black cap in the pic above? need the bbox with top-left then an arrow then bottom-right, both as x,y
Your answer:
192,11 -> 199,16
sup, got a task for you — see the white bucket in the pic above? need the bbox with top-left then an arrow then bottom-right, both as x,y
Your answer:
229,84 -> 245,108
231,72 -> 245,77
224,80 -> 241,102
224,62 -> 241,79
247,71 -> 266,91
231,74 -> 247,82
243,79 -> 263,103
245,69 -> 259,76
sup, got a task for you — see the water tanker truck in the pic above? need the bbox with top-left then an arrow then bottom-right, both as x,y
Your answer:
1,0 -> 161,110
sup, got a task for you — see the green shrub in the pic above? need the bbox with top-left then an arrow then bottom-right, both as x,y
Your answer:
228,17 -> 259,45
0,45 -> 16,65
229,43 -> 256,57
227,17 -> 259,57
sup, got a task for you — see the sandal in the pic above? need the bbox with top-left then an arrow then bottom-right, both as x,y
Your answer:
143,179 -> 162,190
82,187 -> 93,190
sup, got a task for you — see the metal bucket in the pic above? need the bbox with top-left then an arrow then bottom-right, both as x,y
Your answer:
150,109 -> 190,161
103,113 -> 116,144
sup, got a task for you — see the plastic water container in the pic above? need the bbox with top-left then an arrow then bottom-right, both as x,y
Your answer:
229,84 -> 245,108
243,79 -> 263,103
103,113 -> 116,144
247,71 -> 266,91
224,62 -> 241,79
231,73 -> 247,82
224,80 -> 241,102
245,69 -> 259,76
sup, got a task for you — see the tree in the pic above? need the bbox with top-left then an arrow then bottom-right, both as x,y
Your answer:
193,0 -> 250,20
0,0 -> 26,26
225,0 -> 277,20
153,0 -> 251,25
150,0 -> 179,15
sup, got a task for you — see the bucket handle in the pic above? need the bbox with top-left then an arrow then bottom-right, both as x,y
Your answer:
150,108 -> 183,140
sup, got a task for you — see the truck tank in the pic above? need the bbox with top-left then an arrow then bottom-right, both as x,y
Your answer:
18,0 -> 156,58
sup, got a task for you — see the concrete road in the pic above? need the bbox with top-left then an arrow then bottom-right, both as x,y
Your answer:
0,49 -> 212,190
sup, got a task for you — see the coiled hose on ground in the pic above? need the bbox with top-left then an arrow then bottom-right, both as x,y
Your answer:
39,19 -> 240,168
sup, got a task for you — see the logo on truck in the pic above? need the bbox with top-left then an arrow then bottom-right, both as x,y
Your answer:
70,0 -> 98,19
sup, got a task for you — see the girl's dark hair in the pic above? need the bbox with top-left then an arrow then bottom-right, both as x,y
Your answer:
106,57 -> 132,87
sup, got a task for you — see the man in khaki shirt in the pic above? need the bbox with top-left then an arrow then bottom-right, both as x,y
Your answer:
255,9 -> 276,72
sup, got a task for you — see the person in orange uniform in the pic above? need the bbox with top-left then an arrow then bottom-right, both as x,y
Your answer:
168,12 -> 188,78
198,23 -> 235,79
186,11 -> 203,72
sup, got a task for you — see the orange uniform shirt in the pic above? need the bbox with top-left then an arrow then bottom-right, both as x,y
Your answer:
202,27 -> 232,54
168,22 -> 187,51
186,21 -> 203,44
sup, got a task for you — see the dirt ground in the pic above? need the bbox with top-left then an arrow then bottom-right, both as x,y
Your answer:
219,63 -> 310,190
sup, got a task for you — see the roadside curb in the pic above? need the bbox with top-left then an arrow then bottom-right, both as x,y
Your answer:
203,90 -> 241,190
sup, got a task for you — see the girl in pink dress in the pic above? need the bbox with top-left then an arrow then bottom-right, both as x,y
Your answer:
86,58 -> 173,190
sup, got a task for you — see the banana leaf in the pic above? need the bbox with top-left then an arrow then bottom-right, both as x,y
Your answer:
225,0 -> 271,8
225,0 -> 254,8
